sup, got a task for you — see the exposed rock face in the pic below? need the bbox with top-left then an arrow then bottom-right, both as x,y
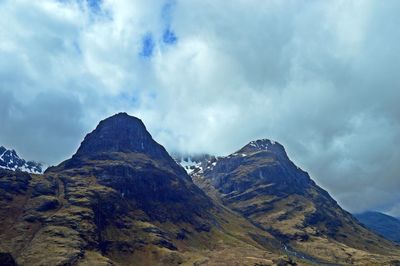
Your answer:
0,252 -> 17,266
0,146 -> 43,174
191,139 -> 400,264
58,112 -> 213,224
198,139 -> 312,195
75,113 -> 171,161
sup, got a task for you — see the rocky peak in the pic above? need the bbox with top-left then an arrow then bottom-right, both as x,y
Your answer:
0,146 -> 43,174
191,138 -> 314,196
75,113 -> 170,160
239,139 -> 279,152
236,139 -> 288,159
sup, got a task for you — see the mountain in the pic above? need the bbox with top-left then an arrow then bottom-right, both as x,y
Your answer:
0,113 -> 286,265
189,139 -> 400,265
354,211 -> 400,243
0,114 -> 399,265
0,146 -> 43,174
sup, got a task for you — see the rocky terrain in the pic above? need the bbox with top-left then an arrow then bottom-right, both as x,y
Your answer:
0,113 -> 399,265
190,139 -> 400,265
0,113 -> 285,265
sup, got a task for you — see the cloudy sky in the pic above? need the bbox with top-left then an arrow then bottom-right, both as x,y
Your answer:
1,0 -> 399,216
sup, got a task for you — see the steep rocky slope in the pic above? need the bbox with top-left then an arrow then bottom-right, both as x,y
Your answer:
0,113 -> 286,266
191,139 -> 400,265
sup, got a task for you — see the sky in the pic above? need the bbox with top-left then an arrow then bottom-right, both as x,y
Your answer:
0,0 -> 400,217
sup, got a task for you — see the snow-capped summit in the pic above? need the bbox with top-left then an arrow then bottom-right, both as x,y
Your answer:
236,139 -> 287,157
247,139 -> 277,150
174,139 -> 284,175
0,146 -> 44,174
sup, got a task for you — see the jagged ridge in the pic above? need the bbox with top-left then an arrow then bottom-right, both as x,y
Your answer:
0,146 -> 43,174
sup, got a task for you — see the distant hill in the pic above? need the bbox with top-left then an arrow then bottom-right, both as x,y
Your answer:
354,211 -> 400,243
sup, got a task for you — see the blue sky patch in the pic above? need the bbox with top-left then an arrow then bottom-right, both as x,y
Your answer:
87,0 -> 102,13
140,34 -> 155,58
72,40 -> 82,54
161,0 -> 175,23
161,0 -> 178,46
163,29 -> 178,45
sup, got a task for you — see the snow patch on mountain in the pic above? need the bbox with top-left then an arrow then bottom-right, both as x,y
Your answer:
0,146 -> 44,174
173,154 -> 215,174
248,139 -> 276,150
178,157 -> 202,174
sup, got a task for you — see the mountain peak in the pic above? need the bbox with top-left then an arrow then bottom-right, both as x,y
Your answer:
74,113 -> 169,159
237,138 -> 287,157
0,146 -> 43,174
248,139 -> 278,149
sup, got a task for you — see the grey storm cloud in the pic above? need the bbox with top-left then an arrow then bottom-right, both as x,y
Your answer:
0,0 -> 399,216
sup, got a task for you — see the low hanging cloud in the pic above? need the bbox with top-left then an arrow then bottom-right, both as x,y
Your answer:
0,0 -> 399,216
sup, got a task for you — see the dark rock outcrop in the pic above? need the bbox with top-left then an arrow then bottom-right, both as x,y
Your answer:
0,252 -> 17,266
26,195 -> 59,212
75,112 -> 171,161
0,169 -> 31,201
54,112 -> 214,224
